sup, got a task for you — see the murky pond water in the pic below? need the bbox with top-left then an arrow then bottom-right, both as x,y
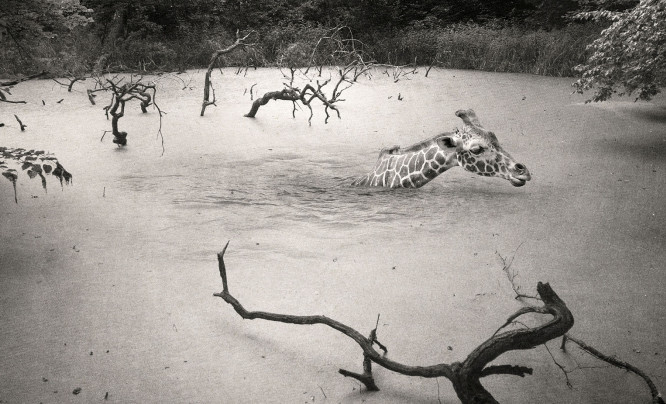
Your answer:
1,68 -> 664,403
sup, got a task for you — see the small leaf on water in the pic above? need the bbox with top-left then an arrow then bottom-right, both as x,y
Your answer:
3,170 -> 18,182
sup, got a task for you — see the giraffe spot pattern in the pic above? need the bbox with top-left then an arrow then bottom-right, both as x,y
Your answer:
353,123 -> 530,188
435,153 -> 448,166
425,147 -> 437,161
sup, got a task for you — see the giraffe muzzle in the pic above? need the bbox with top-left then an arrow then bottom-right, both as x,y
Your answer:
509,163 -> 531,187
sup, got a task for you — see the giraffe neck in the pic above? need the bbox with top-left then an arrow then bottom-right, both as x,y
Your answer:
352,134 -> 460,188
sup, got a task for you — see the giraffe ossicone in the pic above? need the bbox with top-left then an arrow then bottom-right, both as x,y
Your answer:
351,109 -> 531,188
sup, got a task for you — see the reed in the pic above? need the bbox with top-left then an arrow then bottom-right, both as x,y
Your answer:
2,23 -> 602,78
379,23 -> 602,77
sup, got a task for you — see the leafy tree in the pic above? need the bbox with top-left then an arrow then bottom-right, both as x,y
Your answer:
572,0 -> 665,101
0,0 -> 91,66
521,0 -> 580,28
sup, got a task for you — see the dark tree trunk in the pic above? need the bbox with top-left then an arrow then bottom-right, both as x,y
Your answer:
93,5 -> 128,73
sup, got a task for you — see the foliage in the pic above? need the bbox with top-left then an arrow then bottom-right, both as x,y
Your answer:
2,0 -> 659,87
374,22 -> 600,76
0,147 -> 72,203
572,0 -> 666,101
0,0 -> 92,74
0,0 -> 92,41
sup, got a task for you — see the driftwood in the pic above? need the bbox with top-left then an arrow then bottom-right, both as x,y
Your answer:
244,27 -> 372,124
0,71 -> 47,104
53,76 -> 87,92
200,30 -> 255,116
561,335 -> 664,404
14,115 -> 26,131
213,243 -> 574,403
0,88 -> 26,104
244,74 -> 345,124
499,247 -> 664,404
0,71 -> 48,87
244,64 -> 367,125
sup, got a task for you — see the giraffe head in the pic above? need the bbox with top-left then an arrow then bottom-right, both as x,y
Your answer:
440,109 -> 531,187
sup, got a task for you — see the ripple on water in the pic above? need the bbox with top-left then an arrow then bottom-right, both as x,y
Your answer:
119,151 -> 529,236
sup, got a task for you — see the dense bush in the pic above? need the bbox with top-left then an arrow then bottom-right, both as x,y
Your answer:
1,22 -> 603,77
375,23 -> 602,76
0,0 -> 646,87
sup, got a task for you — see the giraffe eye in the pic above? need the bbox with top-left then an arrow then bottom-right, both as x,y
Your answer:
469,146 -> 484,155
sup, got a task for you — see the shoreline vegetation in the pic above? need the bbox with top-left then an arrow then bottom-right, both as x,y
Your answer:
1,22 -> 602,79
4,0 -> 662,102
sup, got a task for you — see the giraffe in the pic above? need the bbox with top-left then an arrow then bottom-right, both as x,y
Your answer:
351,109 -> 531,188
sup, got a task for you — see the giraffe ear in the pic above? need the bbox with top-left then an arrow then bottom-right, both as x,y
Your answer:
438,136 -> 460,149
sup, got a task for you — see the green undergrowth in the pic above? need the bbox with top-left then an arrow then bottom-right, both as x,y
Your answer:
1,23 -> 602,78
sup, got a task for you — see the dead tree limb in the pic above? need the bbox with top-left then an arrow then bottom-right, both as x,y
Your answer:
100,77 -> 164,152
200,30 -> 255,116
496,244 -> 540,301
244,27 -> 372,124
14,115 -> 26,131
86,89 -> 98,105
109,95 -> 127,146
245,67 -> 358,125
213,243 -> 574,403
53,76 -> 87,92
500,251 -> 664,403
0,72 -> 48,104
562,335 -> 664,404
0,87 -> 26,104
244,89 -> 300,118
0,71 -> 48,87
86,76 -> 116,105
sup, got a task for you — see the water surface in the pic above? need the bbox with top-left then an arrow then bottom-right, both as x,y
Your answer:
1,68 -> 664,403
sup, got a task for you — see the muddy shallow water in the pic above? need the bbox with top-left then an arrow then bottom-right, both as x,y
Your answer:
0,68 -> 664,403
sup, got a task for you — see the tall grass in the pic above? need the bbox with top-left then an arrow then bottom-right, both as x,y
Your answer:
1,23 -> 602,78
378,23 -> 602,77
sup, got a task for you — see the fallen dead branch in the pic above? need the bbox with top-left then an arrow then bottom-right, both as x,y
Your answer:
244,67 -> 349,124
14,115 -> 26,131
53,76 -> 87,92
0,71 -> 47,87
561,335 -> 664,404
500,247 -> 664,403
244,27 -> 372,125
213,242 -> 574,403
200,30 -> 256,116
0,88 -> 26,104
0,71 -> 47,104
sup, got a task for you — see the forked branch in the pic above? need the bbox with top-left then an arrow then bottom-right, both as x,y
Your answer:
99,77 -> 164,153
0,72 -> 47,104
53,76 -> 87,92
213,243 -> 574,403
200,30 -> 256,116
243,27 -> 372,124
562,335 -> 664,404
500,251 -> 664,403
